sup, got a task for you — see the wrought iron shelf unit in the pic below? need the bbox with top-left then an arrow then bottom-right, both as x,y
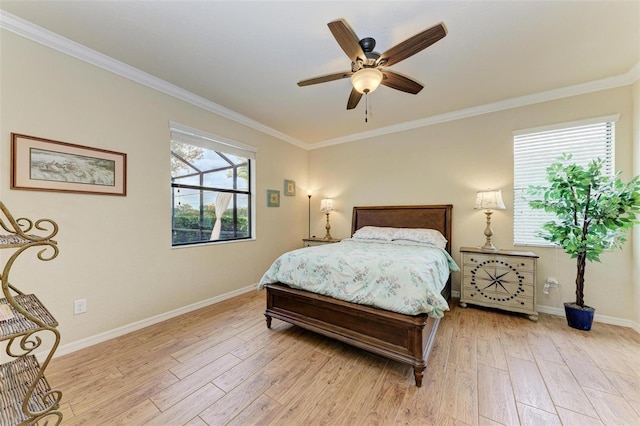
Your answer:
0,202 -> 62,426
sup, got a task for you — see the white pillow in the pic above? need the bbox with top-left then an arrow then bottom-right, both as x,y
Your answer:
352,226 -> 396,241
392,228 -> 447,249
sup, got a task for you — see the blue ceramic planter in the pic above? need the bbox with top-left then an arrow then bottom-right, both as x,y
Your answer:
564,303 -> 595,331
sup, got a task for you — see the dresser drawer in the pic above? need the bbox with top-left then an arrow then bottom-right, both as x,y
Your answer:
462,276 -> 535,300
462,279 -> 535,313
302,238 -> 341,247
463,266 -> 534,285
462,252 -> 536,273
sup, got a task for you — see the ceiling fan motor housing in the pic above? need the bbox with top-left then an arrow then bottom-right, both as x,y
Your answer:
353,37 -> 381,70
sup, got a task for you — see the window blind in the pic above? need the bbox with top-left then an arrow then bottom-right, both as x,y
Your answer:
169,121 -> 256,160
513,116 -> 617,246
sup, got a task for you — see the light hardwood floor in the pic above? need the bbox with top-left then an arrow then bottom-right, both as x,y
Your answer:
47,290 -> 640,425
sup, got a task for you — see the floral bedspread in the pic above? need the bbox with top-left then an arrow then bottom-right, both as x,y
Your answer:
258,238 -> 459,317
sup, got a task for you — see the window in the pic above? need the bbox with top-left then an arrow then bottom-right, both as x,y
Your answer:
513,115 -> 617,246
170,122 -> 255,246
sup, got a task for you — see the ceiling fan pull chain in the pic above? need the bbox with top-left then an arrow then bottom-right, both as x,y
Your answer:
365,92 -> 369,123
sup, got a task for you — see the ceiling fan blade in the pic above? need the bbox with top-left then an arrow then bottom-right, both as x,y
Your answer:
377,23 -> 447,67
328,19 -> 366,62
347,88 -> 363,110
298,71 -> 353,86
381,71 -> 424,94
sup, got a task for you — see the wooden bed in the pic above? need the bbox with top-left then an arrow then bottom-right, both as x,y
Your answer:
263,204 -> 453,387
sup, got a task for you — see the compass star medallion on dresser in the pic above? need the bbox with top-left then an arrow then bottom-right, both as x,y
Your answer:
459,246 -> 539,321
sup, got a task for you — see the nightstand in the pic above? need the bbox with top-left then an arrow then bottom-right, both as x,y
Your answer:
459,246 -> 539,321
302,238 -> 341,247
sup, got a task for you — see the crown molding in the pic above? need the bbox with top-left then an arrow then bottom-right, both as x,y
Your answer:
309,62 -> 640,150
2,11 -> 638,151
0,11 -> 308,149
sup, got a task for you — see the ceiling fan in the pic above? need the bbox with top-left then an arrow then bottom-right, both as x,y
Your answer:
297,19 -> 447,110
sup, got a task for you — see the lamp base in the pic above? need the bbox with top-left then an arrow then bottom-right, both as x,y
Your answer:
324,212 -> 332,240
307,194 -> 312,239
481,210 -> 498,251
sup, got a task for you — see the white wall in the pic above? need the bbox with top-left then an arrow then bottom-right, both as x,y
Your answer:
309,86 -> 637,323
0,31 -> 309,347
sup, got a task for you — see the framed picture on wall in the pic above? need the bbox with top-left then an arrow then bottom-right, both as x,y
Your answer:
11,133 -> 127,196
267,189 -> 280,207
284,179 -> 296,196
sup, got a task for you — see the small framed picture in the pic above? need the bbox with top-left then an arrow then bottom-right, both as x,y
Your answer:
284,179 -> 296,196
267,189 -> 280,207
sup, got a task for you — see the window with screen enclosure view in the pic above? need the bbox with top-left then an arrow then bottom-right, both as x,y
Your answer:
513,115 -> 617,247
170,122 -> 255,246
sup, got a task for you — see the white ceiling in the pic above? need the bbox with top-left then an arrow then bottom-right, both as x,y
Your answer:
1,1 -> 638,147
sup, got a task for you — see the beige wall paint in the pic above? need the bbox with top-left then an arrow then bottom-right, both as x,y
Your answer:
1,26 -> 637,354
633,80 -> 640,329
309,86 -> 636,321
0,31 -> 309,345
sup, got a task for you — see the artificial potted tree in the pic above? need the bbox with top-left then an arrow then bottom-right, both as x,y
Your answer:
528,154 -> 640,330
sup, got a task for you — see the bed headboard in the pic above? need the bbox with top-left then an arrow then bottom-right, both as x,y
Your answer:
351,205 -> 453,254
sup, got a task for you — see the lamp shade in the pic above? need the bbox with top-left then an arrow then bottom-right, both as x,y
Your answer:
474,190 -> 506,210
320,198 -> 335,213
351,68 -> 383,94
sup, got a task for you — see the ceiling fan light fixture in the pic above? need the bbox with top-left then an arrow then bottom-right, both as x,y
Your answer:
351,68 -> 383,94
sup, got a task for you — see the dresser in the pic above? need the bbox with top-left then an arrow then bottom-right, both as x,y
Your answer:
459,246 -> 539,321
302,238 -> 341,247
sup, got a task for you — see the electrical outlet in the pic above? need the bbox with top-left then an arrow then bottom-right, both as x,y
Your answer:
543,277 -> 559,295
73,299 -> 87,315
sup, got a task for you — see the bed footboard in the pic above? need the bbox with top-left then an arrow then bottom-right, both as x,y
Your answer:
264,283 -> 440,387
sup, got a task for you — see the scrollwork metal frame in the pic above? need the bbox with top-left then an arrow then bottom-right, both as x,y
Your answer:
0,202 -> 62,426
